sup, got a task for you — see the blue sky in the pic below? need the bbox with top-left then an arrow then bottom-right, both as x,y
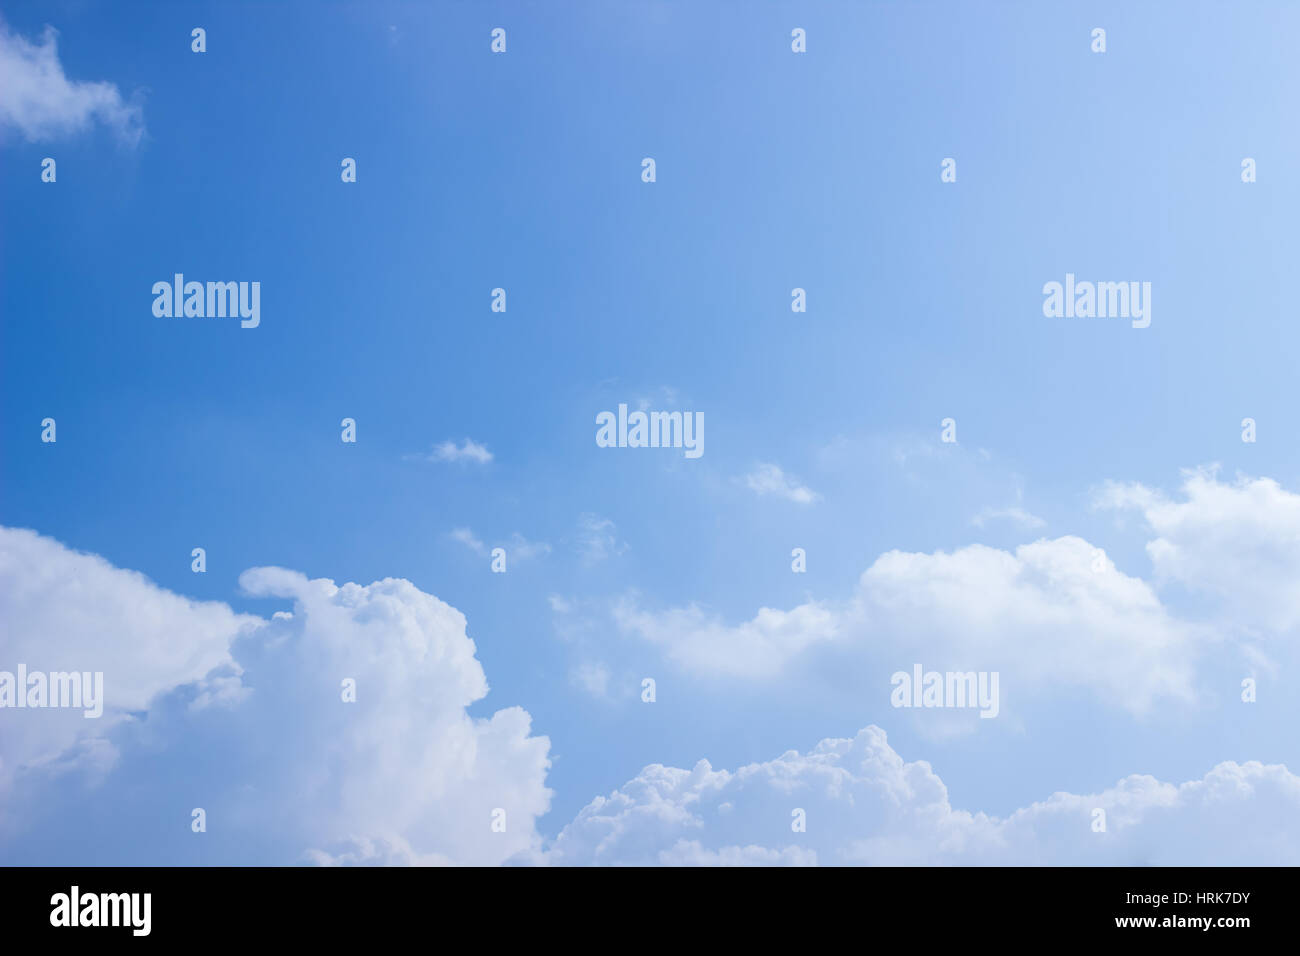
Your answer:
3,1 -> 1300,865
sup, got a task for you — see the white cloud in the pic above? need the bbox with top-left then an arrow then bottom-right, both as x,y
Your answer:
449,527 -> 487,555
537,725 -> 1300,865
424,439 -> 492,465
570,661 -> 610,698
450,528 -> 549,562
613,468 -> 1300,724
576,513 -> 627,564
6,522 -> 1297,866
508,533 -> 551,561
614,598 -> 839,680
1098,468 -> 1300,633
858,537 -> 1197,714
655,841 -> 817,866
0,528 -> 552,864
743,463 -> 819,504
971,506 -> 1045,530
0,526 -> 257,791
235,567 -> 552,865
615,535 -> 1199,714
0,22 -> 143,146
304,834 -> 454,867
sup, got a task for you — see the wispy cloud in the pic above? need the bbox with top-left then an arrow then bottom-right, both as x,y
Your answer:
0,22 -> 144,146
570,661 -> 611,699
576,513 -> 628,564
449,527 -> 487,555
744,463 -> 820,504
971,506 -> 1046,530
508,534 -> 552,561
419,439 -> 493,465
449,528 -> 550,561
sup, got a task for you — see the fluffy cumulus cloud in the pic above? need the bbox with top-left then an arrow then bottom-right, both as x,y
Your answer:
858,536 -> 1198,714
536,725 -> 1300,866
0,21 -> 143,145
611,468 -> 1300,720
614,535 -> 1198,713
1098,468 -> 1300,634
5,463 -> 1297,864
0,528 -> 551,864
232,567 -> 551,865
0,527 -> 258,792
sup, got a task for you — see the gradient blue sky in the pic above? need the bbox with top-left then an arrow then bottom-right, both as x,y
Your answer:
3,0 -> 1300,864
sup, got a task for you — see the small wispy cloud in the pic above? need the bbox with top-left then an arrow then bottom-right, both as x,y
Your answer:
449,528 -> 487,555
508,534 -> 552,561
570,661 -> 611,699
422,439 -> 493,465
744,463 -> 820,505
576,513 -> 628,564
1092,478 -> 1164,513
449,528 -> 550,561
0,22 -> 144,146
635,386 -> 679,413
971,506 -> 1046,530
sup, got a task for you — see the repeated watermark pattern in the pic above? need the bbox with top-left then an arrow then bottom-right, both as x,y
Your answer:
0,7 -> 1295,888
